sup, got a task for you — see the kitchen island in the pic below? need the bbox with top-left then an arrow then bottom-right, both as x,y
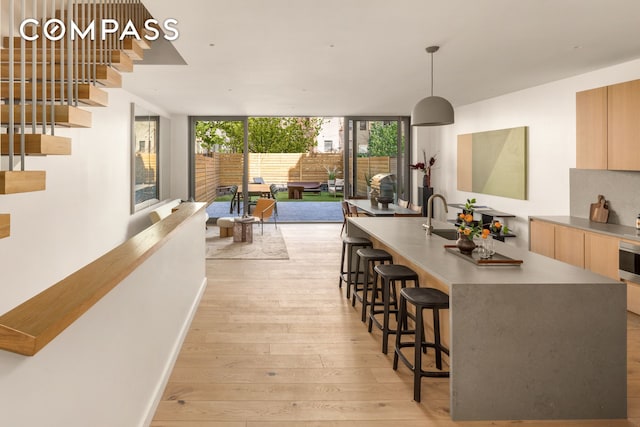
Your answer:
347,216 -> 626,421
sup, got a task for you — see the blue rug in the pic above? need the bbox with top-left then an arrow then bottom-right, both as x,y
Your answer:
206,201 -> 343,223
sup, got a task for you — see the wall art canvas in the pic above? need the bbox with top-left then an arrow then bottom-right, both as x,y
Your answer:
457,126 -> 527,200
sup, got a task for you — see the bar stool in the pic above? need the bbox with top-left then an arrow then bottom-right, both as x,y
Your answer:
352,248 -> 393,322
393,287 -> 450,402
339,236 -> 372,299
368,264 -> 419,354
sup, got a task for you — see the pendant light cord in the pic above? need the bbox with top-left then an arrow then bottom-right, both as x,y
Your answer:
430,51 -> 434,96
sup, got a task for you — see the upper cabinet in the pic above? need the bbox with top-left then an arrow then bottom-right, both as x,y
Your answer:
576,79 -> 640,171
608,80 -> 640,170
576,87 -> 607,169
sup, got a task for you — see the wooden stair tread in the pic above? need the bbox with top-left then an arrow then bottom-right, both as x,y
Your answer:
0,63 -> 121,88
0,214 -> 9,239
1,49 -> 134,73
1,134 -> 72,156
0,171 -> 46,194
3,37 -> 144,61
1,82 -> 108,107
1,104 -> 92,128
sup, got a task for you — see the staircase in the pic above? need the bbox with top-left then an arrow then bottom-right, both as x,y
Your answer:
1,0 -> 155,238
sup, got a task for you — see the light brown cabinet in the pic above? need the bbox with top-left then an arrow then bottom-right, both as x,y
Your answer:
628,280 -> 640,315
554,225 -> 585,268
576,79 -> 640,171
576,87 -> 608,169
530,219 -> 640,314
529,219 -> 555,258
530,220 -> 585,268
607,80 -> 640,170
584,231 -> 620,280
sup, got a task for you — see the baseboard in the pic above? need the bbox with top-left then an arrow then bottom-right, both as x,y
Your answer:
140,276 -> 208,427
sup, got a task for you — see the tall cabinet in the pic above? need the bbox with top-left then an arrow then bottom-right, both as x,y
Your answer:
576,86 -> 607,169
576,79 -> 640,171
608,79 -> 640,170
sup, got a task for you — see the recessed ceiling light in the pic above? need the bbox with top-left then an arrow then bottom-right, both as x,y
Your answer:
209,43 -> 215,47
329,44 -> 335,48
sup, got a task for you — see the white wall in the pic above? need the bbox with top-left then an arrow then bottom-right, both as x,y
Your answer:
169,114 -> 190,199
413,58 -> 640,249
0,90 -> 205,426
0,209 -> 207,427
0,90 -> 173,313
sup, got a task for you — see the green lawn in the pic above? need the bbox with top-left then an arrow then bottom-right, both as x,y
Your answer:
215,191 -> 343,202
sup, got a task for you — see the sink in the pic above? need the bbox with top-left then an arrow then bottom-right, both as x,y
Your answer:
431,229 -> 460,240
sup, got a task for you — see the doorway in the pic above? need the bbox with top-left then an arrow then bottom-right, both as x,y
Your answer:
343,117 -> 410,201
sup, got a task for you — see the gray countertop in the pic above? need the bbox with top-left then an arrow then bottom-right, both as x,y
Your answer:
530,215 -> 640,242
348,216 -> 621,287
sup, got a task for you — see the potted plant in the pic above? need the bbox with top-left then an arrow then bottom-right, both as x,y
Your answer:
409,150 -> 437,188
325,166 -> 337,185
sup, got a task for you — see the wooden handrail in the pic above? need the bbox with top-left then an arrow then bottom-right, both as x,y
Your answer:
0,202 -> 205,356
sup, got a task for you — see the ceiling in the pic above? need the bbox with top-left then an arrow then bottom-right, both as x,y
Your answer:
123,0 -> 640,117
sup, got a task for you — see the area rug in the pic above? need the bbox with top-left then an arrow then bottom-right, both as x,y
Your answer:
205,227 -> 289,260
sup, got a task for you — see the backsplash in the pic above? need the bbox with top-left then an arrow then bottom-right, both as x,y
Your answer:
570,169 -> 640,227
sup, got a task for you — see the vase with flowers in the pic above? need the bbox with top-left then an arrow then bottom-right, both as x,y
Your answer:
456,198 -> 483,254
457,199 -> 510,256
409,150 -> 436,188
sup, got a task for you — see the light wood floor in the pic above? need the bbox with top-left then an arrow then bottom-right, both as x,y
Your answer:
151,223 -> 640,427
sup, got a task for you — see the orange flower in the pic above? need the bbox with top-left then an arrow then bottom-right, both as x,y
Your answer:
493,221 -> 501,228
463,228 -> 471,236
464,214 -> 473,223
481,229 -> 490,239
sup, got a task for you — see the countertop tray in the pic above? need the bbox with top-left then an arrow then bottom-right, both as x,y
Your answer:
444,245 -> 523,266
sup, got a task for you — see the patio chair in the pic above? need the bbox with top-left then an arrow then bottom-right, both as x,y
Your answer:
269,184 -> 279,215
328,178 -> 344,197
251,198 -> 277,235
228,185 -> 239,214
341,201 -> 362,235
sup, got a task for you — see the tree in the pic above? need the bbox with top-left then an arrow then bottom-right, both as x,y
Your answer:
367,121 -> 403,157
195,117 -> 323,153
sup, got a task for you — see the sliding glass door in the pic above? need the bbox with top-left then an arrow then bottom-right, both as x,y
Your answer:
343,117 -> 410,201
189,116 -> 249,208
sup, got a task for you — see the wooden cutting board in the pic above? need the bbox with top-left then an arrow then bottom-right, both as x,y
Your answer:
589,195 -> 609,223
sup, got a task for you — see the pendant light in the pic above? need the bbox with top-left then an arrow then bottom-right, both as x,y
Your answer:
411,46 -> 454,126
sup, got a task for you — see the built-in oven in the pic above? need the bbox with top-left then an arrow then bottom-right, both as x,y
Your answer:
619,241 -> 640,283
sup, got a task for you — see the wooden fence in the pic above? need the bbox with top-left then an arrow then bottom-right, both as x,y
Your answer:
194,153 -> 393,203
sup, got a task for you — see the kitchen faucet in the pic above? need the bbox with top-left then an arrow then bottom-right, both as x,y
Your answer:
425,194 -> 448,235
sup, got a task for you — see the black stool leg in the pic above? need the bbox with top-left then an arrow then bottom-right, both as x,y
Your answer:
382,277 -> 392,354
433,307 -> 443,370
414,305 -> 424,402
346,244 -> 353,299
351,251 -> 363,303
367,276 -> 379,333
393,293 -> 408,370
361,263 -> 378,322
338,241 -> 346,289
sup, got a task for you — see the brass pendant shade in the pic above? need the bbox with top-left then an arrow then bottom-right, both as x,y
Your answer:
411,46 -> 454,126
